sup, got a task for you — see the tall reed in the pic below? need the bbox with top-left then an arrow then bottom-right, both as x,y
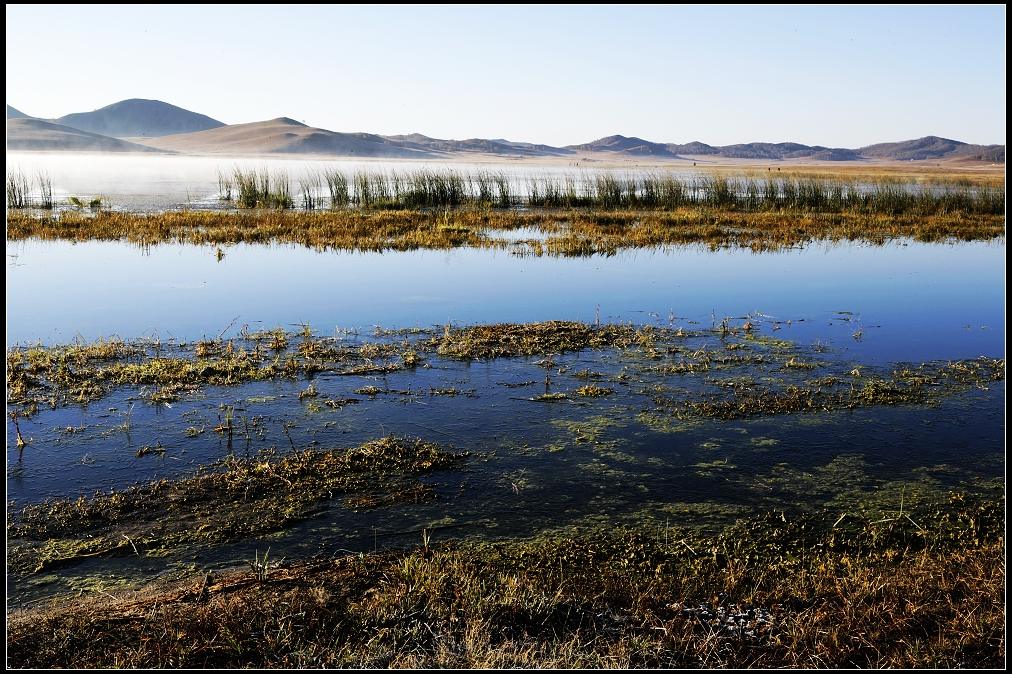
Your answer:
211,167 -> 1007,215
6,170 -> 54,209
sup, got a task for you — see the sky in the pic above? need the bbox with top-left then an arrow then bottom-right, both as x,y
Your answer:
5,5 -> 1006,147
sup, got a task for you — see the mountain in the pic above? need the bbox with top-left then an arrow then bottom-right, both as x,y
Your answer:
142,117 -> 432,158
666,141 -> 719,155
6,96 -> 1003,162
567,134 -> 1000,162
6,118 -> 164,152
55,99 -> 224,138
859,136 -> 1004,161
382,133 -> 573,157
567,135 -> 681,157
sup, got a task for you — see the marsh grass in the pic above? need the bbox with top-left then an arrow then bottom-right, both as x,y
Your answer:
232,168 -> 294,209
436,321 -> 644,359
154,167 -> 1009,215
7,492 -> 1003,668
298,173 -> 323,211
658,357 -> 1005,421
6,170 -> 53,209
7,436 -> 467,575
216,170 -> 233,202
7,325 -> 1003,417
10,201 -> 1003,254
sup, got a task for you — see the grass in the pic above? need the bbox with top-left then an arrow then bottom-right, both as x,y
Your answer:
6,169 -> 53,209
8,203 -> 1003,254
436,321 -> 643,359
657,357 -> 1005,421
7,436 -> 467,575
6,491 -> 1003,668
6,168 -> 1004,253
7,325 -> 1003,418
231,168 -> 293,209
5,331 -> 417,408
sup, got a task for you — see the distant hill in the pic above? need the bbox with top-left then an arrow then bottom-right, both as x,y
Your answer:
143,117 -> 433,158
568,135 -> 681,157
55,99 -> 224,138
5,96 -> 1003,162
384,133 -> 573,157
567,134 -> 1000,162
666,141 -> 719,155
859,136 -> 1004,161
6,118 -> 164,152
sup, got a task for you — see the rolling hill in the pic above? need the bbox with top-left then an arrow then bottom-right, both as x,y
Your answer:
565,134 -> 998,162
383,133 -> 574,157
568,135 -> 681,158
6,118 -> 164,152
859,136 -> 1004,162
142,117 -> 432,158
6,98 -> 1003,163
55,99 -> 224,138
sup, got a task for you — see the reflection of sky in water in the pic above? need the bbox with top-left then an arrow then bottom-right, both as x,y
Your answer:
5,230 -> 1005,603
6,239 -> 1004,364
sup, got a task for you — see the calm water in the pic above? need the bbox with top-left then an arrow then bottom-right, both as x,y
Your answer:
7,239 -> 1004,363
5,233 -> 1006,603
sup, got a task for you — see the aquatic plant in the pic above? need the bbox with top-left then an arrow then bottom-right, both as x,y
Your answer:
6,170 -> 53,209
7,436 -> 467,575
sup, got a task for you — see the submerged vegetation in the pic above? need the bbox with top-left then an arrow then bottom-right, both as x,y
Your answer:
6,168 -> 1004,253
8,437 -> 466,575
7,491 -> 1003,668
657,357 -> 1005,421
6,322 -> 1004,420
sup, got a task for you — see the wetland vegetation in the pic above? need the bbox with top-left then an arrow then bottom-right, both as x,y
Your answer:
7,489 -> 1004,668
7,321 -> 1003,417
5,164 -> 1006,669
6,169 -> 1005,254
8,436 -> 466,575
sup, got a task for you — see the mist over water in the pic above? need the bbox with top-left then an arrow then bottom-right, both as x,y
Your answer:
6,152 -> 712,212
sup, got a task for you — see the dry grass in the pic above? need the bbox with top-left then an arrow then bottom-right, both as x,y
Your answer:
436,321 -> 643,359
7,493 -> 1003,668
7,204 -> 1004,255
7,437 -> 466,575
659,357 -> 1004,420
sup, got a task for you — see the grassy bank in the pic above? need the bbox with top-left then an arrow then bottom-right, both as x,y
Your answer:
7,206 -> 1005,255
7,492 -> 1003,668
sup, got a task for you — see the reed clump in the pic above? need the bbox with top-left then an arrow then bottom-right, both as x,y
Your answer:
232,168 -> 293,209
6,170 -> 53,209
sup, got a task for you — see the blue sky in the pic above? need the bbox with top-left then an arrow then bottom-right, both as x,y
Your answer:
5,5 -> 1005,146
